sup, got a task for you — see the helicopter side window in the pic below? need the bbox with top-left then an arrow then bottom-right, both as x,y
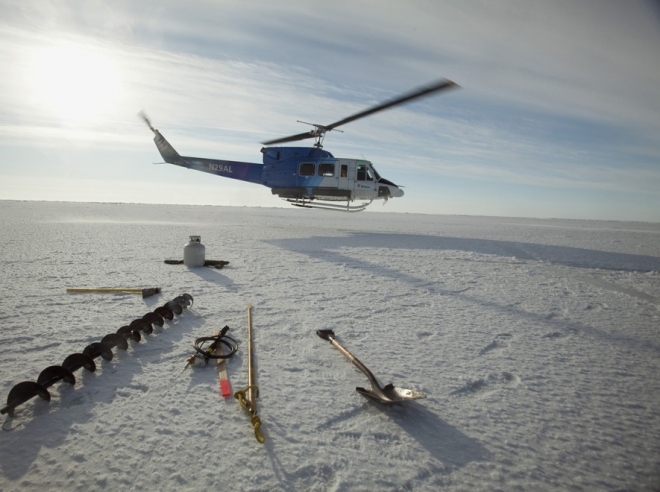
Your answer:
318,163 -> 335,177
357,164 -> 373,181
299,162 -> 315,176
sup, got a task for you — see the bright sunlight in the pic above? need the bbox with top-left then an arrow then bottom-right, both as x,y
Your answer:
28,42 -> 121,125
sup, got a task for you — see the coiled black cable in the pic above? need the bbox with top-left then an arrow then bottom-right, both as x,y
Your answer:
192,325 -> 238,362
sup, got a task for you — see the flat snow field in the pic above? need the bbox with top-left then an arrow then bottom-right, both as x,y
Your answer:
1,200 -> 659,491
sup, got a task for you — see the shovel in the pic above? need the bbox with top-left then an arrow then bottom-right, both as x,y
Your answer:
316,330 -> 426,403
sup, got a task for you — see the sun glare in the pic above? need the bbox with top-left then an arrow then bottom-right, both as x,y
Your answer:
29,42 -> 121,125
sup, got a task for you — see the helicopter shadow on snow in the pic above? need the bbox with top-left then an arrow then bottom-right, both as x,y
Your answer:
268,232 -> 660,273
266,232 -> 660,353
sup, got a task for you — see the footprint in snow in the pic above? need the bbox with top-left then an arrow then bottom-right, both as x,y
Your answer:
451,372 -> 520,397
479,333 -> 512,355
543,328 -> 578,339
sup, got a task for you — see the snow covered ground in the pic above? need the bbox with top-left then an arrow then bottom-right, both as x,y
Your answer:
1,200 -> 659,491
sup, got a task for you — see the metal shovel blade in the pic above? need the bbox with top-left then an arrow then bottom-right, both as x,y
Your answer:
356,384 -> 427,403
316,330 -> 426,404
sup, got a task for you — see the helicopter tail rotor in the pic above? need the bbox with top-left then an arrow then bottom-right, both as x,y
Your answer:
138,112 -> 182,163
138,111 -> 157,134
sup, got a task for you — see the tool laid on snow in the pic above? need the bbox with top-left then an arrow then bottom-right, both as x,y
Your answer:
156,324 -> 237,405
164,259 -> 229,269
234,303 -> 265,443
187,326 -> 238,368
66,287 -> 162,299
1,294 -> 193,423
214,328 -> 233,397
316,330 -> 426,404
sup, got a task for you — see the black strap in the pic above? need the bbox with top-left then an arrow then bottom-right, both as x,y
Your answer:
193,325 -> 238,362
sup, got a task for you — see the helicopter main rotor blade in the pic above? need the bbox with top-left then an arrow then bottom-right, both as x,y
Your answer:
261,78 -> 458,145
324,78 -> 458,131
262,129 -> 322,146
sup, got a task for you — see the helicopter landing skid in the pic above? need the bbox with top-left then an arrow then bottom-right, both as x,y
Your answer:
286,198 -> 372,212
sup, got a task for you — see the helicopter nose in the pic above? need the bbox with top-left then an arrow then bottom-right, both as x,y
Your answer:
392,186 -> 404,198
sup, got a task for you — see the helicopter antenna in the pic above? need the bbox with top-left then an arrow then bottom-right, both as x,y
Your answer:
261,78 -> 458,148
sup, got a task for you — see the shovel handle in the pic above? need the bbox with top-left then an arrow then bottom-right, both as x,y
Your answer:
316,330 -> 378,385
331,340 -> 377,383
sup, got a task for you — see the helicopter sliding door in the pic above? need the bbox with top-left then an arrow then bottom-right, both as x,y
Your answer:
336,159 -> 355,195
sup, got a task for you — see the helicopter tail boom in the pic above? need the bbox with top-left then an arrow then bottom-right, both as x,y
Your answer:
153,130 -> 182,163
151,131 -> 264,185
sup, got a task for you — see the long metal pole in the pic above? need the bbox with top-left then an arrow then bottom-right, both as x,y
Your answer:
246,303 -> 256,410
234,303 -> 264,443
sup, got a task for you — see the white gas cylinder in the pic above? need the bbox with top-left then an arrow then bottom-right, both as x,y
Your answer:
183,235 -> 206,267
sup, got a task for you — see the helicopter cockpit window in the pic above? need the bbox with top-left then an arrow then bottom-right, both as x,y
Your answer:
318,163 -> 335,177
356,164 -> 373,181
370,164 -> 382,181
299,162 -> 315,176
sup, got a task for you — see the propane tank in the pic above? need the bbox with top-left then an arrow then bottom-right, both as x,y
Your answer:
183,235 -> 206,267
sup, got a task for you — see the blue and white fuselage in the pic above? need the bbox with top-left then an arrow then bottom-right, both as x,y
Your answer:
143,78 -> 459,210
151,129 -> 403,211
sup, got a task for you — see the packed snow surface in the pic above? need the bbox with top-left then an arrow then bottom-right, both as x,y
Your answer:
1,201 -> 659,491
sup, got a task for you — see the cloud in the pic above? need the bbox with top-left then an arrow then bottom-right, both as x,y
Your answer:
0,0 -> 659,220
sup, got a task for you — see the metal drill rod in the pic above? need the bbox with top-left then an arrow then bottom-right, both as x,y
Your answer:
246,303 -> 256,411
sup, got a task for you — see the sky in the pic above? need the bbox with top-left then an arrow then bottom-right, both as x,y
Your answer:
0,0 -> 659,221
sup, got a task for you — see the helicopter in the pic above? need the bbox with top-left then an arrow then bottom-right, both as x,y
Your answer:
141,78 -> 458,212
